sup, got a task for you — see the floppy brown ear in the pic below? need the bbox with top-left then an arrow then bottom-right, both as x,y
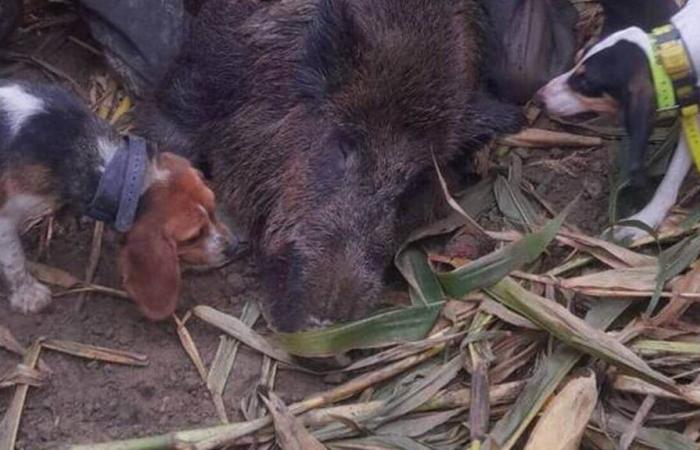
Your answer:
622,65 -> 656,189
120,225 -> 180,321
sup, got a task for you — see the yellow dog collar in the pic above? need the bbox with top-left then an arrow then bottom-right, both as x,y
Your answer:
649,24 -> 700,172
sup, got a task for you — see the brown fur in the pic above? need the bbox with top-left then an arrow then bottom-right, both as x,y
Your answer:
119,153 -> 232,320
0,164 -> 56,197
0,164 -> 59,226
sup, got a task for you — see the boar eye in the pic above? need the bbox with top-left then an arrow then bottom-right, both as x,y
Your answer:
328,130 -> 358,173
338,139 -> 355,169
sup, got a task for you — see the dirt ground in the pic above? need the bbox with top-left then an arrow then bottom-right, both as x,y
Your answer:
0,10 -> 327,449
0,3 -> 652,449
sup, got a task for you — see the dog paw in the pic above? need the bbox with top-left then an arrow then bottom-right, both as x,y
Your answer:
604,218 -> 657,244
10,279 -> 52,314
606,225 -> 648,244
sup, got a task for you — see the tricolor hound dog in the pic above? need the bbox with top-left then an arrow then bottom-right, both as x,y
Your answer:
0,80 -> 236,320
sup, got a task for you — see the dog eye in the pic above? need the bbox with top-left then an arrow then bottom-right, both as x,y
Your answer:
572,75 -> 601,97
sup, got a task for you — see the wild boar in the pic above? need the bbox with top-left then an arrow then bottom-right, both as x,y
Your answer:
142,0 -> 523,331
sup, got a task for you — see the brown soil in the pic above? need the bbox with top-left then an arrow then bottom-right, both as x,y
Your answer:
1,224 -> 325,449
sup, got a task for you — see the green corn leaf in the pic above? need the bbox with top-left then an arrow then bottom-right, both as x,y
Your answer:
437,206 -> 568,299
275,303 -> 444,358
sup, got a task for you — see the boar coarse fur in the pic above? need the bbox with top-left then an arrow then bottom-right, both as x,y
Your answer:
142,0 -> 523,332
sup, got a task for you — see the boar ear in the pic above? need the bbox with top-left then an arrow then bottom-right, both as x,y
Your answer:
298,0 -> 364,100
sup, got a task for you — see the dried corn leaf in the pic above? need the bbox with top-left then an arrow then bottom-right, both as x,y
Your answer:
27,261 -> 81,288
42,339 -> 148,366
301,382 -> 522,430
499,128 -> 603,148
0,341 -> 41,450
597,413 -> 696,450
494,174 -> 540,228
632,340 -> 700,356
480,298 -> 538,330
374,409 -> 465,438
523,372 -> 598,450
243,356 -> 278,421
487,299 -> 631,450
651,261 -> 700,326
379,353 -> 465,421
329,435 -> 432,450
260,389 -> 326,450
337,331 -> 467,373
560,266 -> 659,292
193,306 -> 296,365
209,301 -> 261,423
174,315 -> 208,381
208,335 -> 238,422
467,313 -> 493,444
0,326 -> 25,356
0,364 -> 45,390
557,230 -> 656,269
486,278 -> 685,400
649,233 -> 700,313
613,375 -> 685,400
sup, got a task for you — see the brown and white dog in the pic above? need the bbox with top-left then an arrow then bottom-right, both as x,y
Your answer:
538,0 -> 699,240
0,80 -> 236,319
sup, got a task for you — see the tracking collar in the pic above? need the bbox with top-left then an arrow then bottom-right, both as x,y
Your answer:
85,135 -> 149,232
648,24 -> 700,171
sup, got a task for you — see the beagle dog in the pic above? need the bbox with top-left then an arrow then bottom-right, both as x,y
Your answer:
0,80 -> 236,320
538,0 -> 699,240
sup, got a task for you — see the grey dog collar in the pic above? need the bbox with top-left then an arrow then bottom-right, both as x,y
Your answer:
85,135 -> 148,232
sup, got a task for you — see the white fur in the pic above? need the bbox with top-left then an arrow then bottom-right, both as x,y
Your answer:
612,130 -> 693,240
97,137 -> 121,171
0,194 -> 55,313
145,162 -> 171,188
538,27 -> 653,116
537,70 -> 587,116
0,85 -> 45,139
612,1 -> 700,240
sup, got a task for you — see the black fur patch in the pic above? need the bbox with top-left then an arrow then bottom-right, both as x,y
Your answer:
297,0 -> 364,101
0,81 -> 125,209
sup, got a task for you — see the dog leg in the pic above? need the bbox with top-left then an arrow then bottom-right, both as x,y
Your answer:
0,217 -> 52,313
612,136 -> 692,241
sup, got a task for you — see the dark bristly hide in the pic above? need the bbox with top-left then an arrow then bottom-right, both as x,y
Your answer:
144,0 -> 523,331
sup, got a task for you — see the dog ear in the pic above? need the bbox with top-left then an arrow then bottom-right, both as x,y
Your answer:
120,224 -> 180,321
621,60 -> 656,189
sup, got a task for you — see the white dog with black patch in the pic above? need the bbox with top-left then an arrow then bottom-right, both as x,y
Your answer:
538,0 -> 700,240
